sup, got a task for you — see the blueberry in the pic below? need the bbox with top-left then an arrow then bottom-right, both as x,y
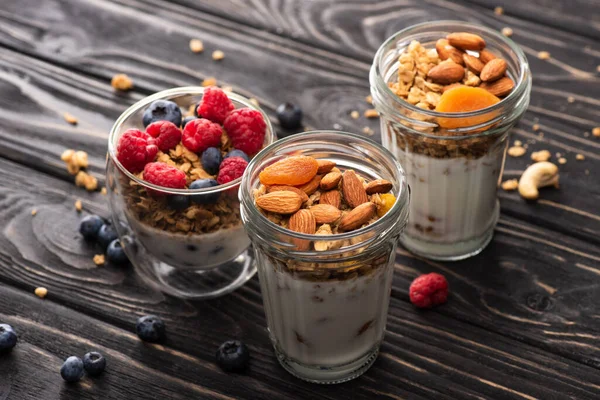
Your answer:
201,147 -> 223,175
215,340 -> 250,372
83,352 -> 106,376
276,102 -> 303,130
224,149 -> 249,163
97,224 -> 118,251
189,179 -> 220,204
60,356 -> 84,383
0,324 -> 17,353
136,315 -> 166,342
182,116 -> 197,129
167,195 -> 190,211
79,215 -> 105,241
142,100 -> 182,128
106,239 -> 128,265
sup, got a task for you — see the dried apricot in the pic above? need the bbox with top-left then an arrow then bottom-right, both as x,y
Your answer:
377,193 -> 396,217
435,86 -> 500,129
259,156 -> 318,186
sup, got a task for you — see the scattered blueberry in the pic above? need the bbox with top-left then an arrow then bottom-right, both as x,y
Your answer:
189,179 -> 219,204
0,324 -> 17,353
106,239 -> 128,265
83,352 -> 106,376
276,102 -> 303,130
142,100 -> 182,128
201,147 -> 223,175
167,195 -> 191,211
136,315 -> 166,343
79,215 -> 105,241
60,356 -> 84,383
223,149 -> 249,163
215,340 -> 250,372
97,224 -> 118,251
182,116 -> 197,129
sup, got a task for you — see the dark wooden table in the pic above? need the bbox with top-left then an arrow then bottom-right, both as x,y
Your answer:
0,1 -> 599,399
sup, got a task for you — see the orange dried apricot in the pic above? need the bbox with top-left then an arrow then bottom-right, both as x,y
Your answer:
259,155 -> 319,186
435,86 -> 500,129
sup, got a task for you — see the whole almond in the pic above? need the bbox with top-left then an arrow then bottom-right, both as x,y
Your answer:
435,39 -> 465,65
296,174 -> 322,195
427,62 -> 465,84
320,171 -> 342,190
267,185 -> 309,203
342,170 -> 368,208
463,54 -> 485,75
259,155 -> 318,186
310,204 -> 342,224
479,49 -> 497,64
256,191 -> 303,214
447,32 -> 486,51
338,203 -> 376,232
365,179 -> 393,194
288,209 -> 316,250
480,76 -> 514,97
316,159 -> 336,174
320,190 -> 341,208
480,58 -> 507,82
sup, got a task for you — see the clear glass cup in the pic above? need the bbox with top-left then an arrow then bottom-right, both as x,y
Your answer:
240,131 -> 410,384
106,87 -> 275,299
370,21 -> 531,261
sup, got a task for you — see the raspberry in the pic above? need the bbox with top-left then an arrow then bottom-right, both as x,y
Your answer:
223,108 -> 266,156
197,87 -> 234,124
181,118 -> 223,153
409,273 -> 449,309
217,157 -> 248,185
116,129 -> 158,173
145,121 -> 182,151
143,162 -> 186,191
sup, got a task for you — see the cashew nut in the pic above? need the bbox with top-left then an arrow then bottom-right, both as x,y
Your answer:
518,162 -> 559,200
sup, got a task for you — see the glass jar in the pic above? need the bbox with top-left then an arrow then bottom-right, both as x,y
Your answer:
370,21 -> 531,260
240,131 -> 410,384
106,87 -> 275,299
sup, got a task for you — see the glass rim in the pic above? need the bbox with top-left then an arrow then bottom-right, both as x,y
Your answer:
107,86 -> 276,195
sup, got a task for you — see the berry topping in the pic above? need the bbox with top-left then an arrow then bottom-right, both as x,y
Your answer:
106,239 -> 129,265
142,100 -> 182,128
197,87 -> 234,124
83,352 -> 106,376
189,179 -> 219,204
276,102 -> 303,130
182,118 -> 223,153
143,162 -> 187,190
216,340 -> 250,372
0,324 -> 17,353
145,120 -> 182,151
409,273 -> 449,309
167,195 -> 191,211
201,147 -> 223,175
60,356 -> 84,382
224,149 -> 249,162
79,215 -> 105,241
181,116 -> 197,129
217,157 -> 248,185
136,315 -> 166,342
97,224 -> 118,251
116,129 -> 158,173
223,108 -> 266,155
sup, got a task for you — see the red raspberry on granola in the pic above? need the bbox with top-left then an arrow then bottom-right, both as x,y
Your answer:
116,129 -> 158,173
223,108 -> 266,156
181,118 -> 222,153
409,273 -> 449,308
217,156 -> 248,185
146,120 -> 182,151
143,162 -> 187,196
197,86 -> 234,124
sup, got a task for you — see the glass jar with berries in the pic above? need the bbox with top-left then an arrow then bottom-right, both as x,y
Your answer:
107,86 -> 275,299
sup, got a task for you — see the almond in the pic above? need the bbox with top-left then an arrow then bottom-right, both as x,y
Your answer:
442,83 -> 464,93
479,49 -> 497,64
320,171 -> 342,190
310,204 -> 342,224
435,39 -> 464,65
320,190 -> 341,208
480,58 -> 507,82
480,76 -> 514,97
342,170 -> 368,208
316,159 -> 336,174
447,32 -> 486,51
462,54 -> 485,75
256,191 -> 303,214
267,185 -> 309,203
365,179 -> 393,194
296,174 -> 322,195
288,209 -> 316,250
427,61 -> 465,84
338,203 -> 376,232
259,155 -> 318,186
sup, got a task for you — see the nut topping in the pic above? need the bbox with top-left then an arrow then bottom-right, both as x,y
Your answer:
427,61 -> 465,84
480,59 -> 507,82
320,172 -> 342,191
342,170 -> 369,208
310,204 -> 342,224
256,191 -> 303,214
338,203 -> 376,232
446,32 -> 486,51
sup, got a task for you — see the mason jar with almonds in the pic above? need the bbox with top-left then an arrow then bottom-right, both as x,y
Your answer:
240,131 -> 409,384
370,21 -> 531,260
